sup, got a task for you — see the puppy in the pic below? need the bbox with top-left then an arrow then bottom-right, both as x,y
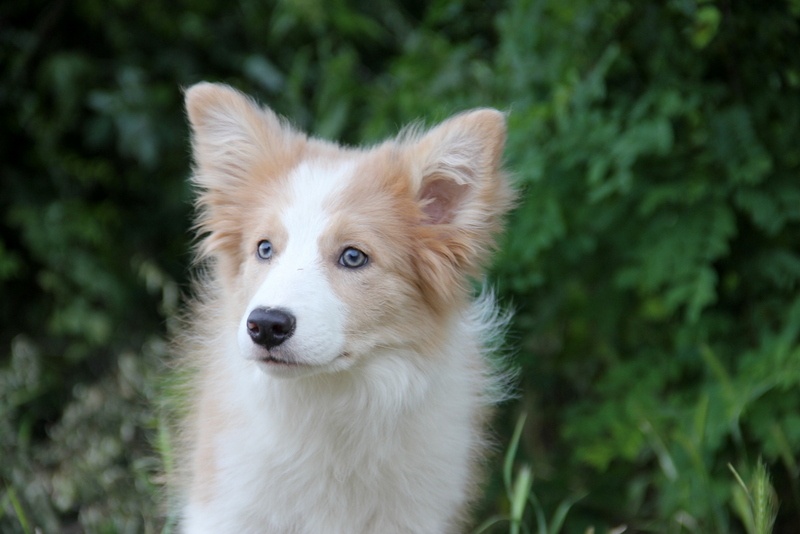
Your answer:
175,82 -> 514,533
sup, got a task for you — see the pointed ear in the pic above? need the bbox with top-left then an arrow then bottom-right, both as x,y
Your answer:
185,82 -> 296,187
406,109 -> 515,306
184,83 -> 302,267
412,108 -> 509,224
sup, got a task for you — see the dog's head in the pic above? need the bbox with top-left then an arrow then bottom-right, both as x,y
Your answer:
185,83 -> 513,377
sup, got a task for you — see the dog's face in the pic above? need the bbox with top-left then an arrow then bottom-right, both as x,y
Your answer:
185,83 -> 512,378
231,157 -> 420,377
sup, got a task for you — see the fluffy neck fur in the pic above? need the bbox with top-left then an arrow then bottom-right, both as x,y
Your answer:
180,289 -> 504,534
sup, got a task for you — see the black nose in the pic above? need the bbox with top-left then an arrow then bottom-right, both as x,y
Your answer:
246,307 -> 296,349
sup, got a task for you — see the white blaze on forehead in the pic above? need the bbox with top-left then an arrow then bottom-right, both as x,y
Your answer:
237,158 -> 357,367
282,158 -> 355,252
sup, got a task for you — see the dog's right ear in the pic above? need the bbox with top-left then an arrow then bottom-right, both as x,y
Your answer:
184,83 -> 302,265
185,82 -> 298,188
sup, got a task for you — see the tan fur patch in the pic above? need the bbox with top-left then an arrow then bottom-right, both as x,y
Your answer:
320,145 -> 445,359
185,83 -> 306,280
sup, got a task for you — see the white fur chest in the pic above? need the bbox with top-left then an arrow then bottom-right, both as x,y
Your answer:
183,346 -> 481,534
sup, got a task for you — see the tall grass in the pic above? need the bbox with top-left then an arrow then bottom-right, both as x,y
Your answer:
730,460 -> 778,534
474,414 -> 582,534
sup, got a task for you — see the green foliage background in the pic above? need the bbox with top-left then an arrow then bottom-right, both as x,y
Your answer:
2,0 -> 799,532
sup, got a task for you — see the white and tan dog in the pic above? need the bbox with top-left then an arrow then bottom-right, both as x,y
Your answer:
176,82 -> 514,533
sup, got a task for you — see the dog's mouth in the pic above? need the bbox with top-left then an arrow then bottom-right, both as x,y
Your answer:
253,350 -> 327,378
258,353 -> 304,366
250,348 -> 352,376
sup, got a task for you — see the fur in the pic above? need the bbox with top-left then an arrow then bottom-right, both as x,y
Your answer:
174,82 -> 514,533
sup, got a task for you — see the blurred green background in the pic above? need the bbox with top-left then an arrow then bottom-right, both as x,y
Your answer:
2,0 -> 799,532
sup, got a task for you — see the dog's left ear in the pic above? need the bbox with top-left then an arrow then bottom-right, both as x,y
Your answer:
412,109 -> 509,223
407,109 -> 515,304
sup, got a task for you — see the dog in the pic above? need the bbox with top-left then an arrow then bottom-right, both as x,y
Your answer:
175,82 -> 514,533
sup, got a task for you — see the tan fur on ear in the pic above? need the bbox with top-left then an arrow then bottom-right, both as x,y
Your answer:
186,83 -> 294,183
402,109 -> 515,310
185,83 -> 305,274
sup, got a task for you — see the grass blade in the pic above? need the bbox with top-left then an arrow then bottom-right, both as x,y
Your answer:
504,412 -> 527,495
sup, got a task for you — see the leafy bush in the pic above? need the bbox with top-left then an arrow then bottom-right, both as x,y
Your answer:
487,1 -> 800,531
2,0 -> 798,532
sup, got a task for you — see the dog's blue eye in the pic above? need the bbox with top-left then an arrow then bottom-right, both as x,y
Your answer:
256,240 -> 273,260
339,247 -> 368,269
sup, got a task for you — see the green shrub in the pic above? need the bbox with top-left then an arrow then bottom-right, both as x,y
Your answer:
487,1 -> 800,531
